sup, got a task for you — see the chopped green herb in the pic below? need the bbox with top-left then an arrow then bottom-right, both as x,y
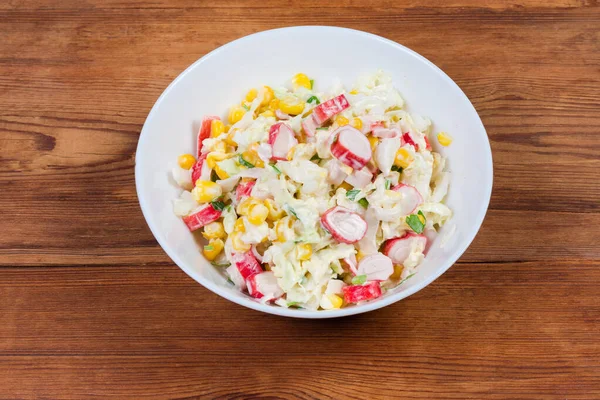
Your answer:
210,170 -> 219,182
238,154 -> 255,168
309,79 -> 314,90
306,95 -> 320,105
316,127 -> 329,131
395,273 -> 416,288
210,200 -> 226,212
211,261 -> 231,267
406,210 -> 426,234
204,245 -> 214,251
226,278 -> 234,285
385,180 -> 391,190
310,154 -> 321,162
391,165 -> 403,173
225,205 -> 232,212
351,274 -> 367,285
269,163 -> 281,174
287,301 -> 300,307
286,206 -> 298,218
358,198 -> 369,209
346,189 -> 361,201
242,104 -> 250,111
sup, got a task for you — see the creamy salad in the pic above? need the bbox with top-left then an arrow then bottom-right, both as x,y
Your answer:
171,71 -> 453,310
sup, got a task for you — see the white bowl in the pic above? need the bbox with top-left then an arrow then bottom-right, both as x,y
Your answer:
135,26 -> 493,319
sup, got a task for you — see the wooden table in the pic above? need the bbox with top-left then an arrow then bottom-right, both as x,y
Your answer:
1,1 -> 599,398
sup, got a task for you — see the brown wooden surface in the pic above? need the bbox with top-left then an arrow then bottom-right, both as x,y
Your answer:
1,1 -> 599,398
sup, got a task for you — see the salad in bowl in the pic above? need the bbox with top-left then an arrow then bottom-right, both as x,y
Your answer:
170,71 -> 453,311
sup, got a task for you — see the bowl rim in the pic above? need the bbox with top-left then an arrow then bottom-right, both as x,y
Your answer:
135,25 -> 493,319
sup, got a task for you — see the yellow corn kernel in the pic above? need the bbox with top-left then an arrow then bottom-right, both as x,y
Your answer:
349,89 -> 358,95
328,294 -> 343,309
248,202 -> 269,225
418,212 -> 426,224
264,198 -> 284,220
228,106 -> 246,124
245,88 -> 258,102
192,180 -> 223,203
241,148 -> 264,168
339,181 -> 353,191
356,250 -> 367,262
212,141 -> 227,153
214,164 -> 229,180
210,119 -> 225,138
269,98 -> 280,111
206,152 -> 230,169
202,221 -> 226,240
231,231 -> 251,252
367,135 -> 379,151
203,238 -> 224,261
351,117 -> 363,130
237,197 -> 260,216
390,264 -> 404,280
279,98 -> 305,115
224,124 -> 231,133
261,86 -> 274,106
233,217 -> 246,233
177,153 -> 196,170
224,130 -> 237,147
335,115 -> 349,126
437,131 -> 453,147
260,110 -> 275,118
275,216 -> 295,242
292,73 -> 311,90
295,243 -> 312,261
394,148 -> 414,169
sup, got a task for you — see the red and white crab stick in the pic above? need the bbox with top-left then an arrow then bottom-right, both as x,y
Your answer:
320,206 -> 367,244
268,122 -> 298,160
330,125 -> 372,170
182,203 -> 222,231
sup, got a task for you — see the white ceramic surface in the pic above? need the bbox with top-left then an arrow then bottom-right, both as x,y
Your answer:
135,26 -> 493,318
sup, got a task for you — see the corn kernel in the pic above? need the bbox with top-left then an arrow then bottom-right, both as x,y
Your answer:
248,203 -> 269,225
394,148 -> 414,169
234,217 -> 246,233
177,154 -> 196,170
418,213 -> 426,224
241,149 -> 264,168
202,221 -> 225,240
231,231 -> 251,252
367,135 -> 379,152
260,110 -> 275,118
279,97 -> 305,115
225,131 -> 237,147
245,88 -> 258,102
214,164 -> 229,179
264,199 -> 284,220
339,181 -> 353,191
356,250 -> 367,261
275,216 -> 295,242
228,106 -> 246,124
328,294 -> 343,309
224,124 -> 231,133
351,117 -> 363,130
261,86 -> 274,106
192,180 -> 223,203
437,131 -> 453,147
206,152 -> 231,169
210,119 -> 225,138
349,89 -> 359,95
203,238 -> 224,261
237,197 -> 261,216
292,73 -> 311,90
295,243 -> 312,261
213,141 -> 227,153
390,264 -> 404,280
269,99 -> 280,111
335,115 -> 349,126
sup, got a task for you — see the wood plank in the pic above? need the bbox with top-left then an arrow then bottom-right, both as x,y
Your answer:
1,262 -> 598,398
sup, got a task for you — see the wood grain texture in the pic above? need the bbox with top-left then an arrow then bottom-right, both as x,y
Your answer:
0,0 -> 599,398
